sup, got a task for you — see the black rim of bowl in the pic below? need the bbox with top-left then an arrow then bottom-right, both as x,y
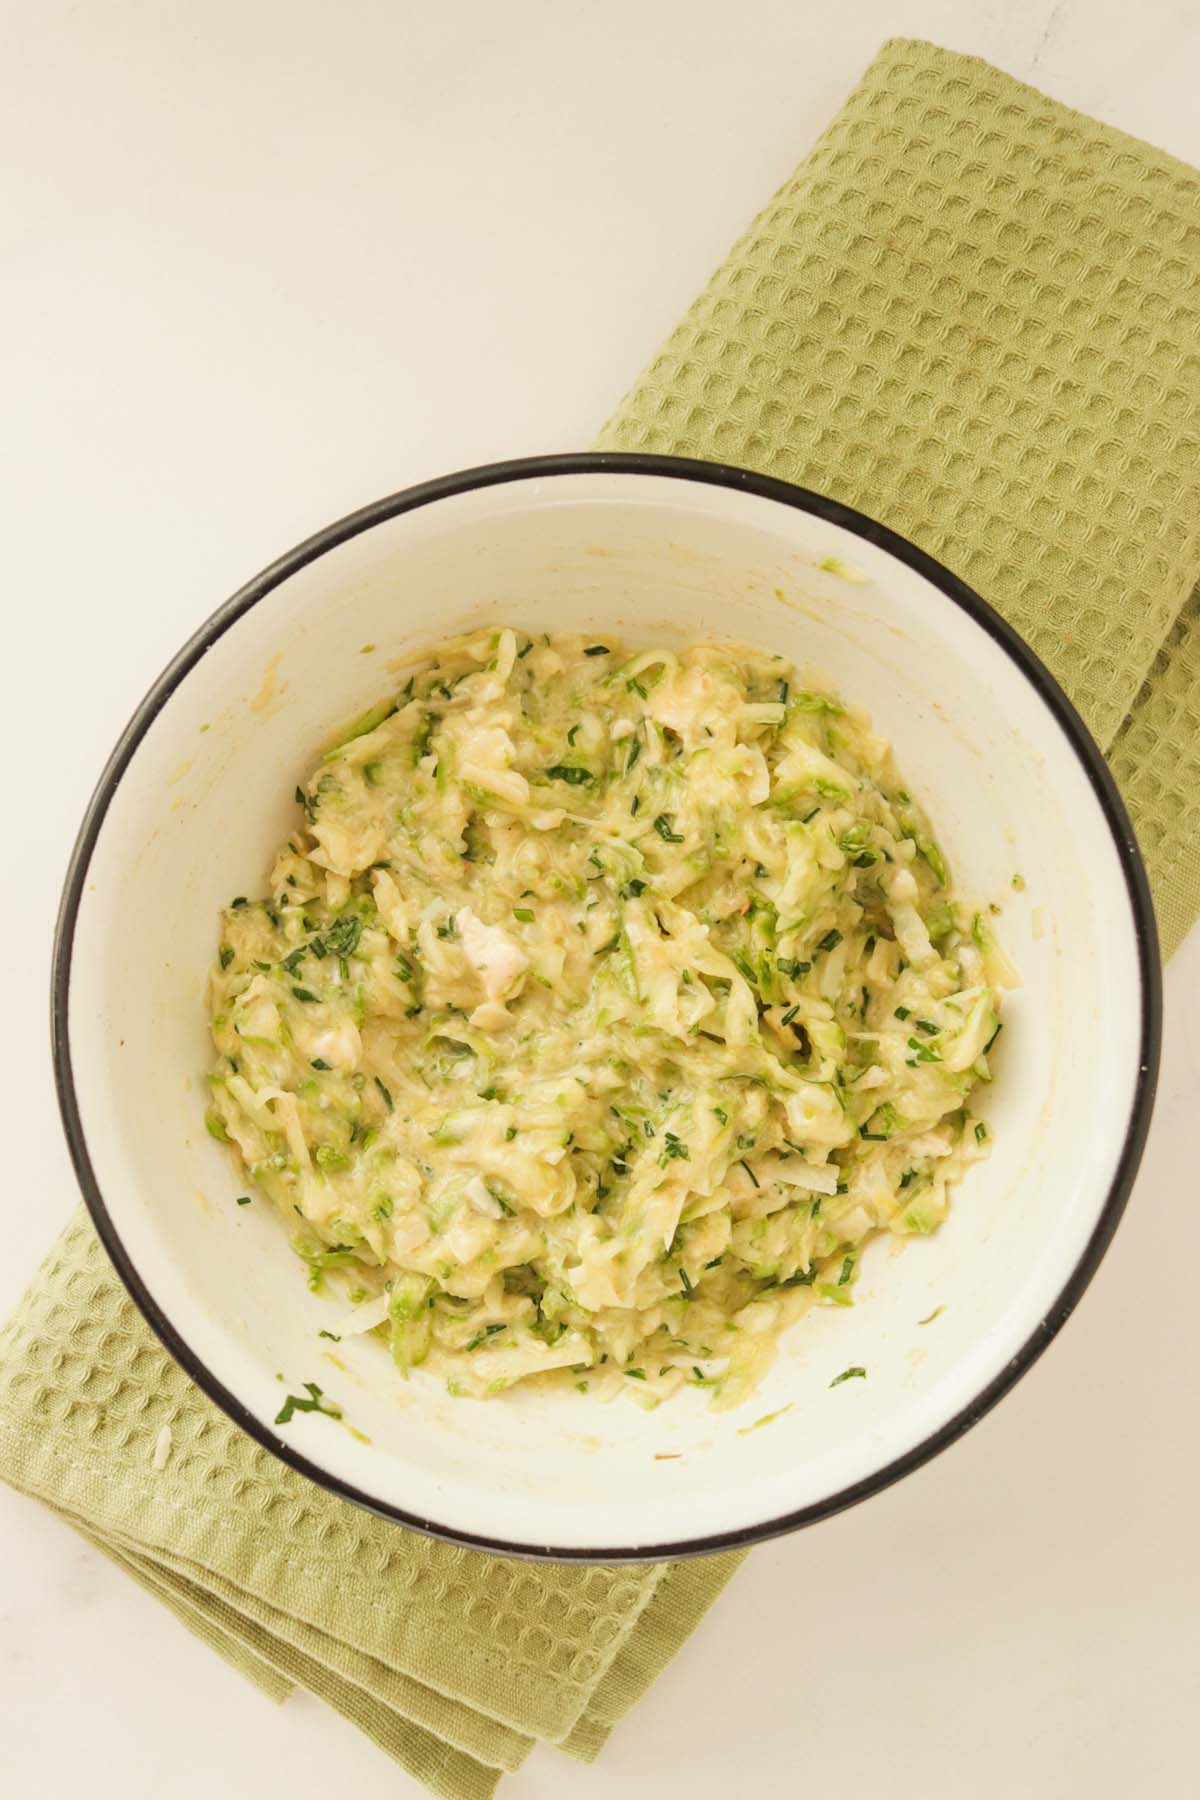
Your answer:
51,452 -> 1163,1563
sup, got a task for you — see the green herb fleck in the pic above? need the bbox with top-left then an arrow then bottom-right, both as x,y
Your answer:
829,1366 -> 866,1387
465,1323 -> 507,1351
326,914 -> 362,959
653,813 -> 684,842
275,1381 -> 342,1425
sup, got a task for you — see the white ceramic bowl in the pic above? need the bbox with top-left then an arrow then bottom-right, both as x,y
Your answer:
54,455 -> 1160,1560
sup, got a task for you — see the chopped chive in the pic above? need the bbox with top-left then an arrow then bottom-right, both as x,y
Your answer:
837,1255 -> 854,1285
291,986 -> 320,1003
230,896 -> 248,910
513,906 -> 535,922
918,1305 -> 945,1326
318,1329 -> 341,1341
465,1323 -> 507,1351
235,1195 -> 251,1207
829,1366 -> 866,1387
584,644 -> 610,656
275,1381 -> 340,1425
739,1159 -> 759,1188
974,1121 -> 988,1142
914,1018 -> 940,1036
326,915 -> 362,959
218,945 -> 234,970
374,1076 -> 393,1111
816,928 -> 842,953
653,813 -> 684,842
545,763 -> 594,786
894,1005 -> 911,1021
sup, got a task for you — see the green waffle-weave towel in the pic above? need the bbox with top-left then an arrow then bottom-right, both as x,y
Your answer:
602,38 -> 1200,959
4,37 -> 1200,1800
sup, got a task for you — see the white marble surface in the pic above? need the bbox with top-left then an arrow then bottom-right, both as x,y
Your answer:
4,2 -> 1199,1794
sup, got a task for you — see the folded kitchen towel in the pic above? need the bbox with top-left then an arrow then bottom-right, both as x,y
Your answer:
3,36 -> 1200,1800
602,38 -> 1200,959
0,1215 -> 741,1797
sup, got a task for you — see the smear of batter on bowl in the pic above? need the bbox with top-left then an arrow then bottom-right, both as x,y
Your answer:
205,628 -> 1014,1408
